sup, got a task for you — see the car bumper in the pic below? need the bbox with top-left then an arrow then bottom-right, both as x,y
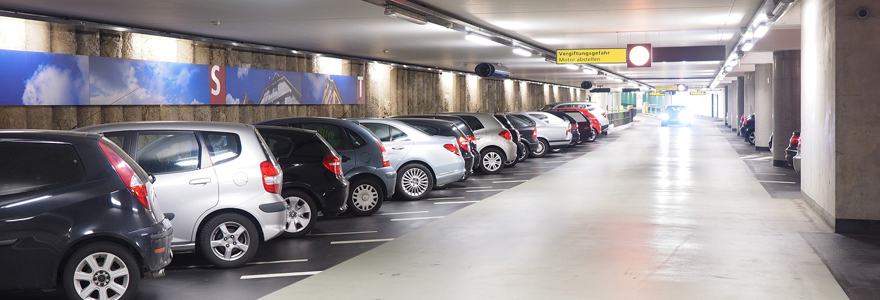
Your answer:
501,140 -> 518,163
785,149 -> 797,164
316,180 -> 349,217
126,218 -> 173,277
243,193 -> 287,242
374,166 -> 397,199
523,137 -> 540,150
548,139 -> 571,149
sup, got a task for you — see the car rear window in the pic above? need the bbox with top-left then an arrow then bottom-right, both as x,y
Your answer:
0,141 -> 85,196
303,123 -> 347,150
564,112 -> 588,122
362,123 -> 392,142
494,115 -> 514,129
457,115 -> 485,131
508,114 -> 535,127
410,124 -> 440,135
203,132 -> 241,165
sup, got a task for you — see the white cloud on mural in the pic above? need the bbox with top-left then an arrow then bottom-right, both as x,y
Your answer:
89,57 -> 207,105
226,93 -> 241,105
237,64 -> 250,79
22,64 -> 85,105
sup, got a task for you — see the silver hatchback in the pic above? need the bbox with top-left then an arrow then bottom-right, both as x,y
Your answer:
442,112 -> 518,174
76,122 -> 287,268
355,119 -> 467,200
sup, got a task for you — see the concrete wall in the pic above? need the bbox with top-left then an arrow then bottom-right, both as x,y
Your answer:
0,16 -> 586,129
755,64 -> 773,149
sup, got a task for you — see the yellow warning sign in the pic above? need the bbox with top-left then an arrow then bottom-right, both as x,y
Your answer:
649,92 -> 665,96
556,49 -> 626,64
656,85 -> 679,91
690,92 -> 707,95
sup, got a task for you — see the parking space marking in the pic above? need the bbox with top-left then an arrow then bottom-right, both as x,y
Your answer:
240,271 -> 322,280
543,161 -> 566,164
309,230 -> 378,236
492,180 -> 528,183
390,216 -> 444,221
448,186 -> 495,190
330,238 -> 395,245
434,201 -> 480,205
426,196 -> 466,201
468,177 -> 515,181
759,181 -> 798,184
377,211 -> 429,216
465,189 -> 506,192
247,259 -> 308,265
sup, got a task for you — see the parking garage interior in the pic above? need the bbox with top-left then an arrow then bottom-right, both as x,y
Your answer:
1,0 -> 880,299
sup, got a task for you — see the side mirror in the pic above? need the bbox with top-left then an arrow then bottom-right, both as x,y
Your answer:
164,213 -> 175,221
149,174 -> 157,184
341,155 -> 351,162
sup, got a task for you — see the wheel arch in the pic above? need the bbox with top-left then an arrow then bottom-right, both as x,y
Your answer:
348,173 -> 389,198
398,160 -> 436,182
56,234 -> 146,288
282,186 -> 323,214
196,208 -> 265,244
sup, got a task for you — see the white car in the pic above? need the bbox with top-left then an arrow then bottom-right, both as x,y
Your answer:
514,112 -> 572,156
542,101 -> 610,133
76,122 -> 287,268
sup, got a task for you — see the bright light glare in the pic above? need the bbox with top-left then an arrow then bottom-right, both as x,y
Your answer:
754,24 -> 769,38
741,41 -> 754,52
566,65 -> 579,70
661,113 -> 670,121
465,32 -> 497,45
512,47 -> 532,57
582,68 -> 598,75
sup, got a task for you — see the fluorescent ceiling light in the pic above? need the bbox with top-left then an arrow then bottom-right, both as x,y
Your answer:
582,68 -> 598,75
741,40 -> 754,52
724,66 -> 733,72
743,31 -> 754,40
614,78 -> 623,82
566,65 -> 579,70
512,47 -> 532,57
384,6 -> 427,25
465,32 -> 497,45
605,75 -> 615,80
754,23 -> 770,38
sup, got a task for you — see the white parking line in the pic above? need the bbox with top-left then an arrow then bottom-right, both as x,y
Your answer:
308,230 -> 378,236
448,186 -> 495,190
492,180 -> 528,183
240,271 -> 321,280
330,238 -> 394,245
426,196 -> 466,201
501,172 -> 544,175
434,201 -> 480,205
390,216 -> 444,221
465,189 -> 506,192
247,259 -> 308,265
377,211 -> 429,216
759,181 -> 798,184
544,161 -> 566,164
467,177 -> 514,181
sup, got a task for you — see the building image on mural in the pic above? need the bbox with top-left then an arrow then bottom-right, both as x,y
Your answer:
259,73 -> 303,105
321,78 -> 344,105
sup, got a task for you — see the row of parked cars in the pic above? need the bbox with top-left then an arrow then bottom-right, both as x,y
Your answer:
737,113 -> 802,172
0,101 -> 609,299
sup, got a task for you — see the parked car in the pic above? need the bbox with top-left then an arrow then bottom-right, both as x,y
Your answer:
740,114 -> 756,144
0,130 -> 172,299
493,114 -> 525,167
510,112 -> 571,157
354,118 -> 467,200
546,110 -> 583,146
541,101 -> 610,133
441,112 -> 518,174
793,141 -> 802,173
255,126 -> 349,237
661,105 -> 692,127
389,114 -> 479,173
502,113 -> 541,163
785,131 -> 800,166
256,117 -> 396,216
552,108 -> 601,142
76,121 -> 286,268
393,118 -> 475,179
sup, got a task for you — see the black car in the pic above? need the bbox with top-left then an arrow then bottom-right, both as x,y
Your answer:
256,126 -> 349,237
505,113 -> 541,160
392,118 -> 475,180
493,114 -> 525,167
546,110 -> 584,145
0,131 -> 172,300
740,114 -> 756,144
661,105 -> 693,127
389,114 -> 479,172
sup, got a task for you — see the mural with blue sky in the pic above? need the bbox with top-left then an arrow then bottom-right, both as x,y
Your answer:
226,67 -> 303,105
90,56 -> 208,105
0,49 -> 88,105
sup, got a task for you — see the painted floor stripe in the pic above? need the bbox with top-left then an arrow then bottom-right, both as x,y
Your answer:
492,180 -> 528,183
377,211 -> 429,216
465,189 -> 506,192
240,271 -> 321,280
448,186 -> 495,190
759,181 -> 798,184
308,230 -> 378,236
434,201 -> 480,205
390,216 -> 444,221
330,238 -> 394,245
426,196 -> 466,201
467,177 -> 514,181
501,172 -> 544,175
248,259 -> 308,265
544,161 -> 566,164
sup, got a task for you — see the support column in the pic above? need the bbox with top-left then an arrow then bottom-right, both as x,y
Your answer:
743,72 -> 756,117
736,76 -> 745,132
755,64 -> 773,150
771,51 -> 800,167
726,81 -> 738,129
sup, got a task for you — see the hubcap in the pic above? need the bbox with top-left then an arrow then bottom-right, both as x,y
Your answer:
209,221 -> 251,261
351,183 -> 379,211
72,252 -> 129,300
285,197 -> 312,233
535,142 -> 546,154
401,167 -> 429,197
482,152 -> 502,172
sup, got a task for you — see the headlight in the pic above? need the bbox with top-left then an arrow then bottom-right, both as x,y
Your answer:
660,113 -> 670,121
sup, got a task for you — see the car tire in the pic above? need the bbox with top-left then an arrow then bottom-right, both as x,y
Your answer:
199,213 -> 259,268
347,177 -> 384,216
586,128 -> 598,142
748,132 -> 756,145
479,148 -> 505,174
395,164 -> 434,200
530,138 -> 549,158
282,190 -> 318,238
63,242 -> 140,300
517,144 -> 529,163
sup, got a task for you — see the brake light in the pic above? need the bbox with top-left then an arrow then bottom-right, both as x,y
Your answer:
457,136 -> 470,152
573,123 -> 578,130
743,119 -> 748,125
790,134 -> 800,146
602,112 -> 606,118
99,141 -> 149,210
322,154 -> 343,176
260,161 -> 282,194
532,128 -> 537,139
378,142 -> 391,167
566,128 -> 571,137
443,144 -> 460,156
469,135 -> 476,143
499,130 -> 512,140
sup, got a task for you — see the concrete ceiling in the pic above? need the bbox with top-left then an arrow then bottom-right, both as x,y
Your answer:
0,0 -> 800,90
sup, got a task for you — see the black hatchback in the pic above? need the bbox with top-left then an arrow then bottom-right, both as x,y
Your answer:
256,126 -> 349,237
0,131 -> 172,300
392,118 -> 475,180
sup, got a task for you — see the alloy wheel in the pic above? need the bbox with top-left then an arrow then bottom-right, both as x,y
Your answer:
71,252 -> 130,300
209,221 -> 251,262
400,167 -> 429,197
482,151 -> 502,172
285,196 -> 312,233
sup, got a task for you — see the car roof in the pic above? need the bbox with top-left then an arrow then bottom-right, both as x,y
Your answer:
256,117 -> 361,127
75,121 -> 256,133
0,130 -> 103,142
254,125 -> 319,138
392,118 -> 456,126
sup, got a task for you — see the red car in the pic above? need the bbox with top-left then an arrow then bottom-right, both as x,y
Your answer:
553,108 -> 602,140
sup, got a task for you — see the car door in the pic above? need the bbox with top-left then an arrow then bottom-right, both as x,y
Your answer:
301,122 -> 356,172
133,131 -> 219,244
362,123 -> 413,169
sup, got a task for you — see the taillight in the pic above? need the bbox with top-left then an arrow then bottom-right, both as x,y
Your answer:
499,130 -> 512,140
469,135 -> 476,143
457,136 -> 470,152
743,119 -> 748,125
602,112 -> 607,118
260,161 -> 281,194
322,154 -> 343,176
378,142 -> 391,167
573,123 -> 578,130
532,128 -> 537,139
443,144 -> 460,156
566,128 -> 571,137
99,141 -> 149,210
790,135 -> 800,146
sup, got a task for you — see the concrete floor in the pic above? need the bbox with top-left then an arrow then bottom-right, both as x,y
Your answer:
260,116 -> 848,300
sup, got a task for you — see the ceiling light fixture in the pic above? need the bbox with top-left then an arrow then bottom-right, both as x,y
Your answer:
753,23 -> 770,38
512,47 -> 532,57
566,65 -> 579,70
741,40 -> 754,52
384,5 -> 427,25
465,32 -> 498,45
582,68 -> 598,75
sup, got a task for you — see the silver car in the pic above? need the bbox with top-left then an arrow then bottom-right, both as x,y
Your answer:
355,119 -> 467,200
512,112 -> 572,157
76,122 -> 287,268
442,112 -> 518,174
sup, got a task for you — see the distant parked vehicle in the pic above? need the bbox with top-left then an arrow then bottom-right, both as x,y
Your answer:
502,113 -> 540,163
354,118 -> 466,200
494,114 -> 525,167
255,126 -> 349,237
441,112 -> 518,174
552,108 -> 601,142
76,122 -> 287,268
393,118 -> 476,179
510,112 -> 571,157
256,117 -> 396,216
545,110 -> 582,146
541,101 -> 610,133
389,114 -> 479,173
793,140 -> 802,173
0,131 -> 172,299
786,131 -> 800,166
740,114 -> 756,144
661,105 -> 692,127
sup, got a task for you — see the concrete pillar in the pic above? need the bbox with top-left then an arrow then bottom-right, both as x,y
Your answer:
743,72 -> 756,118
771,50 -> 800,167
736,76 -> 745,131
755,64 -> 773,150
726,80 -> 738,130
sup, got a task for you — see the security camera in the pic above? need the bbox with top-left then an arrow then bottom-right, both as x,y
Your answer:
857,8 -> 869,20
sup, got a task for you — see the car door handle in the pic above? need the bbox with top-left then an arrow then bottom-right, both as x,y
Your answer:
392,147 -> 405,150
189,178 -> 212,186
